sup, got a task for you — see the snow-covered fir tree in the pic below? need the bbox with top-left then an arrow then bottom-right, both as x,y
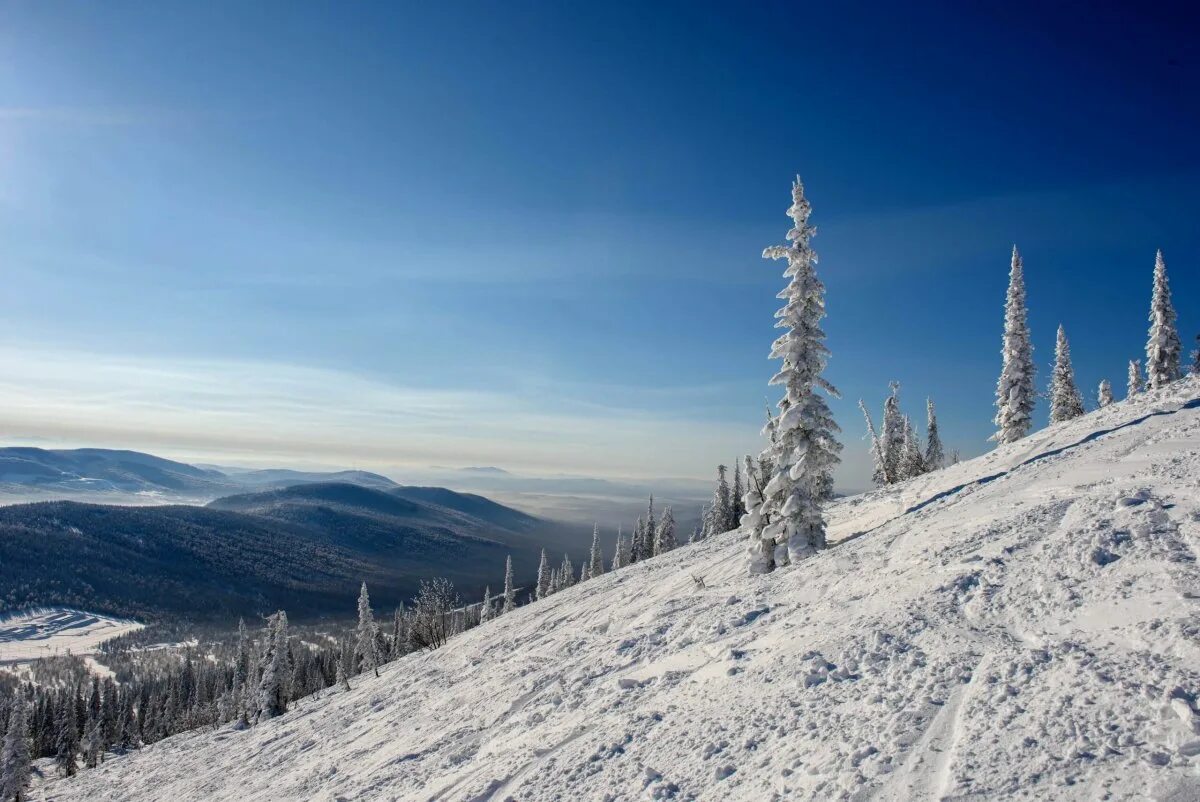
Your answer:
1145,249 -> 1182,389
630,516 -> 645,563
0,700 -> 31,801
1049,324 -> 1085,424
993,245 -> 1036,444
712,465 -> 732,533
654,506 -> 677,554
54,693 -> 78,777
232,618 -> 250,725
859,399 -> 886,486
536,549 -> 551,600
1191,334 -> 1200,375
899,416 -> 926,480
924,398 -> 944,470
748,176 -> 842,574
1127,359 -> 1144,398
356,583 -> 380,677
335,658 -> 350,692
641,496 -> 656,560
579,561 -> 589,583
558,554 -> 574,589
391,605 -> 406,659
731,461 -> 746,525
880,383 -> 905,484
611,526 -> 628,571
588,525 -> 605,577
479,586 -> 493,623
256,611 -> 290,722
502,556 -> 516,614
1097,378 -> 1114,408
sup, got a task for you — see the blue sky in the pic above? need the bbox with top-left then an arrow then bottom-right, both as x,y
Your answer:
0,1 -> 1195,490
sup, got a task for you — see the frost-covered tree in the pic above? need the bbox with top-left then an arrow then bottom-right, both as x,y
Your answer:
654,506 -> 677,554
731,461 -> 746,524
256,611 -> 290,721
558,554 -> 574,589
1191,335 -> 1200,376
880,383 -> 905,484
858,399 -> 886,486
479,586 -> 493,623
55,692 -> 78,777
1145,249 -> 1182,389
588,525 -> 605,577
711,465 -> 732,533
611,526 -> 628,571
1097,379 -> 1114,408
924,398 -> 944,470
535,549 -> 551,600
899,416 -> 926,480
579,561 -> 589,583
391,605 -> 407,659
994,246 -> 1036,444
748,177 -> 842,574
81,712 -> 102,769
502,556 -> 516,614
232,618 -> 250,725
641,496 -> 656,560
410,578 -> 459,650
356,583 -> 380,677
1127,359 -> 1144,398
335,658 -> 350,692
1049,324 -> 1085,424
0,700 -> 31,801
629,517 -> 645,563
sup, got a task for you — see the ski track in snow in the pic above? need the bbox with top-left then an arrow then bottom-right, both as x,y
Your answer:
46,379 -> 1200,801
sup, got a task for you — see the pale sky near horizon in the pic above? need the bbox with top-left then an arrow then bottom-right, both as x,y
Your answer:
0,2 -> 1195,491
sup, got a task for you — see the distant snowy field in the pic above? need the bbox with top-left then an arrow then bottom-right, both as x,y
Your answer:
53,379 -> 1200,800
0,608 -> 143,664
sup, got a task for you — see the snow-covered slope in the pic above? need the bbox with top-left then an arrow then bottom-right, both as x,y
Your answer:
52,379 -> 1200,801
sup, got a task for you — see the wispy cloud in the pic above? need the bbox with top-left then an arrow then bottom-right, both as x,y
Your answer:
0,345 -> 757,480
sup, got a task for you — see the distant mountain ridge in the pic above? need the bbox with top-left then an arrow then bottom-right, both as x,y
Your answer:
0,481 -> 591,624
0,446 -> 399,504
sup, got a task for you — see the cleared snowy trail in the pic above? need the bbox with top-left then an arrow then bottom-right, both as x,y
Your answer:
49,379 -> 1200,801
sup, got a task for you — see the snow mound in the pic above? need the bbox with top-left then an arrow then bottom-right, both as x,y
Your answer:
54,379 -> 1200,801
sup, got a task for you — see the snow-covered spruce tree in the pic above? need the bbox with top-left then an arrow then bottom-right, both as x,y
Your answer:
739,455 -> 764,531
713,465 -> 732,533
899,416 -> 926,480
879,382 -> 905,484
479,586 -> 493,623
749,177 -> 842,574
924,398 -> 944,470
1127,359 -> 1144,397
993,245 -> 1036,444
858,399 -> 886,486
0,700 -> 31,802
391,605 -> 406,659
611,526 -> 628,571
579,561 -> 589,583
558,554 -> 574,589
588,525 -> 605,576
641,496 -> 656,560
356,583 -> 380,678
1049,324 -> 1085,424
232,618 -> 250,726
629,517 -> 645,563
1097,379 -> 1114,408
54,693 -> 78,777
335,658 -> 350,692
654,506 -> 677,554
256,611 -> 289,722
536,549 -> 551,600
731,461 -> 746,524
1191,334 -> 1200,375
1145,249 -> 1182,389
502,556 -> 516,614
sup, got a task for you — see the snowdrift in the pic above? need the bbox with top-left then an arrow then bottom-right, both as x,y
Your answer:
54,378 -> 1200,801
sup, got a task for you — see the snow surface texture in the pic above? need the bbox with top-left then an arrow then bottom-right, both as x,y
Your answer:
0,609 -> 142,665
52,379 -> 1200,801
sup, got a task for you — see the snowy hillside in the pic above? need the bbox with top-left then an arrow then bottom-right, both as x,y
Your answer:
51,379 -> 1200,801
0,609 -> 142,665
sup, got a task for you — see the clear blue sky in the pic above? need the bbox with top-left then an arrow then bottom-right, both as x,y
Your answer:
0,1 -> 1195,490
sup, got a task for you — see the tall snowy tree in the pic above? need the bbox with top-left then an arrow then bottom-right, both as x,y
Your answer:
654,506 -> 677,554
0,700 -> 31,801
731,461 -> 746,524
1127,359 -> 1144,397
1145,249 -> 1182,389
924,398 -> 944,470
1191,334 -> 1200,376
535,549 -> 551,600
502,556 -> 516,614
588,525 -> 604,577
899,416 -> 926,480
479,586 -> 493,623
748,177 -> 842,574
712,465 -> 732,533
558,554 -> 574,589
642,496 -> 656,559
994,245 -> 1036,444
54,694 -> 78,777
879,383 -> 905,484
256,611 -> 290,722
858,399 -> 886,486
1049,324 -> 1085,424
1097,379 -> 1114,408
356,583 -> 380,678
630,517 -> 645,563
232,618 -> 250,726
611,526 -> 629,571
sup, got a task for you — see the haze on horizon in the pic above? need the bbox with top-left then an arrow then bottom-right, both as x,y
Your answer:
0,2 -> 1195,492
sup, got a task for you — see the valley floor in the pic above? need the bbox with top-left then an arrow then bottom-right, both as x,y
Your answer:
48,378 -> 1200,801
0,608 -> 142,666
